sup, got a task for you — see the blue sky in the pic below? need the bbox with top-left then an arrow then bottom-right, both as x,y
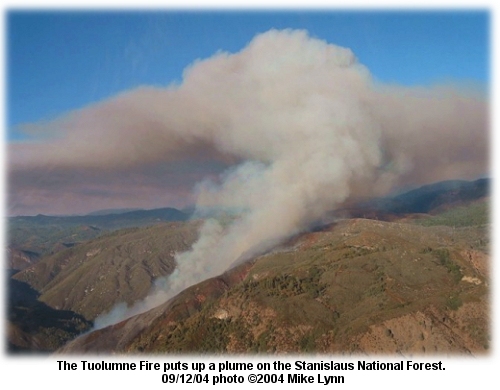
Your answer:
7,10 -> 489,141
3,9 -> 496,381
6,10 -> 490,217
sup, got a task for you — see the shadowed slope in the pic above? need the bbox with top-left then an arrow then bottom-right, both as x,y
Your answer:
7,272 -> 91,353
13,221 -> 201,321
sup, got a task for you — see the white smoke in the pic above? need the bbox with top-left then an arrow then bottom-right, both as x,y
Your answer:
17,29 -> 487,328
94,219 -> 226,329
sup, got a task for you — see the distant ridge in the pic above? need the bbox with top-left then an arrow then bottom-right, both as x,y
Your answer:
7,178 -> 490,353
11,207 -> 189,229
382,178 -> 490,214
85,208 -> 143,216
351,178 -> 490,217
8,207 -> 190,256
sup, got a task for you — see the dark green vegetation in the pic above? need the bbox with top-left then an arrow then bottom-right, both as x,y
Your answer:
7,270 -> 91,353
372,178 -> 489,215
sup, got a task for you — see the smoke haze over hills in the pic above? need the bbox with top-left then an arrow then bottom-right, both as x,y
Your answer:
9,29 -> 487,217
9,29 -> 488,326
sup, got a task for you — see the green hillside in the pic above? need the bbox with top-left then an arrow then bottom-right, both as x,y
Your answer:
13,221 -> 200,321
61,217 -> 489,355
414,201 -> 490,228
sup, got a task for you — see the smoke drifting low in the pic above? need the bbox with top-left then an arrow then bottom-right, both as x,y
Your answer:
10,30 -> 488,326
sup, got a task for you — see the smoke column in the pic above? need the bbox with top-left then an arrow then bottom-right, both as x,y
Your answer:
11,30 -> 487,328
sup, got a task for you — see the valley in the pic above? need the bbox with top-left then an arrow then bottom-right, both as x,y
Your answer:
6,179 -> 490,355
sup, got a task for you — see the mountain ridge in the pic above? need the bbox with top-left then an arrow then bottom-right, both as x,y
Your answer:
59,216 -> 489,354
6,178 -> 490,354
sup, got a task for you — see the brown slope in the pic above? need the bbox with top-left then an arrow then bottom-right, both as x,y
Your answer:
7,247 -> 41,271
59,217 -> 489,355
13,221 -> 201,321
58,260 -> 254,354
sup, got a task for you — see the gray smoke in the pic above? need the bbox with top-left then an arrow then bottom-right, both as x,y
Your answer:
10,29 -> 488,327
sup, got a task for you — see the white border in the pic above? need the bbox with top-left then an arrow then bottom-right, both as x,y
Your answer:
1,2 -> 497,389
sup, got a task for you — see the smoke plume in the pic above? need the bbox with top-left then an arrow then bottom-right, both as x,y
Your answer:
10,30 -> 488,326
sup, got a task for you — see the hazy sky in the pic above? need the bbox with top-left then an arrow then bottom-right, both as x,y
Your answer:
7,10 -> 490,216
8,10 -> 489,140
